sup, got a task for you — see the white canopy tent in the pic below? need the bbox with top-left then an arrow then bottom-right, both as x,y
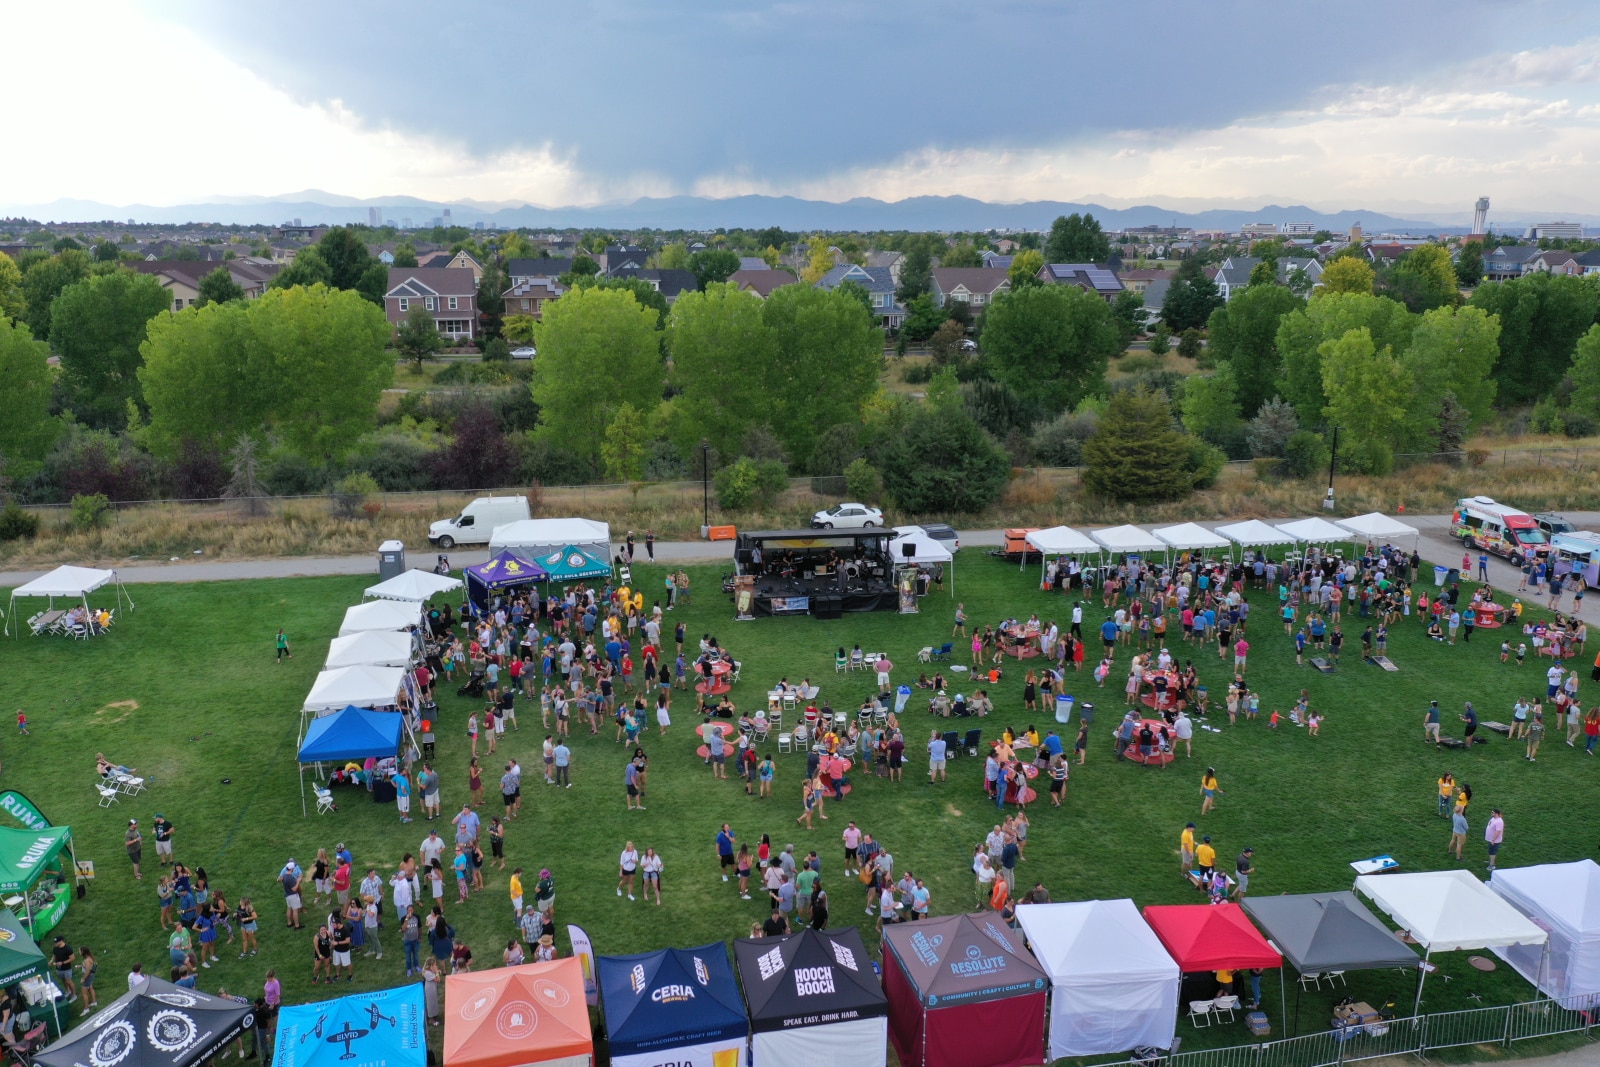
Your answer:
1026,525 -> 1102,585
1089,524 -> 1168,557
891,526 -> 955,596
1336,512 -> 1421,551
338,599 -> 423,636
1490,861 -> 1600,1006
6,565 -> 134,637
325,630 -> 417,670
1275,517 -> 1352,545
1215,519 -> 1297,551
1015,899 -> 1180,1059
1356,870 -> 1548,1012
303,664 -> 411,713
363,569 -> 463,603
489,517 -> 611,562
1151,522 -> 1231,554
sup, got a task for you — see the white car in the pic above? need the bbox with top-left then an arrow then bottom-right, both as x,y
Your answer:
812,503 -> 883,529
510,346 -> 537,360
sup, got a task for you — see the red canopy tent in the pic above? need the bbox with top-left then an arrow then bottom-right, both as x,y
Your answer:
443,959 -> 594,1067
1142,904 -> 1283,971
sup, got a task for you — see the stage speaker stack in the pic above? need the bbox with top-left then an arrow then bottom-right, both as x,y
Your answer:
814,595 -> 843,619
902,542 -> 917,559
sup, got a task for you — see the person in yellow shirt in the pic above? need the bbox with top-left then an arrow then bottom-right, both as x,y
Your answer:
1436,772 -> 1454,817
1024,726 -> 1042,749
1195,835 -> 1216,877
1215,968 -> 1235,998
1180,822 -> 1197,874
1200,767 -> 1221,814
509,868 -> 525,917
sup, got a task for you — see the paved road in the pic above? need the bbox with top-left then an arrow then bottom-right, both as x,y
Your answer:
1,515 -> 1595,612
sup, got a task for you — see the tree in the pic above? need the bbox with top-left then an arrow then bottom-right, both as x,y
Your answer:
0,317 -> 60,478
1319,327 -> 1414,473
140,284 -> 393,460
1082,386 -> 1197,502
666,284 -> 777,462
395,304 -> 447,368
1274,292 -> 1414,427
899,294 -> 943,342
1469,271 -> 1598,405
1043,213 -> 1110,265
654,243 -> 690,271
980,284 -> 1119,409
556,256 -> 601,288
49,268 -> 172,428
1180,363 -> 1242,441
879,407 -> 1009,514
588,276 -> 668,329
532,286 -> 664,473
688,248 -> 741,290
1110,289 -> 1146,348
196,266 -> 245,307
1399,304 -> 1500,433
1455,241 -> 1484,288
392,242 -> 419,268
0,252 -> 25,322
1381,244 -> 1459,313
1204,283 -> 1304,416
223,433 -> 268,516
1245,397 -> 1299,457
502,315 -> 538,345
801,237 -> 835,286
1007,249 -> 1044,290
600,402 -> 649,483
1318,257 -> 1375,297
895,238 -> 934,302
942,243 -> 983,269
833,279 -> 873,318
928,319 -> 968,366
1161,256 -> 1223,331
314,227 -> 375,292
1566,325 -> 1600,424
268,246 -> 332,290
433,402 -> 519,490
1247,260 -> 1278,288
759,284 -> 883,467
1148,322 -> 1171,355
20,249 -> 90,334
1176,328 -> 1203,360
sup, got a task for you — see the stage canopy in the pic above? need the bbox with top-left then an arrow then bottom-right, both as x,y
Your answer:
364,569 -> 463,603
1242,892 -> 1418,974
1274,517 -> 1351,544
1356,870 -> 1548,954
465,551 -> 548,611
325,630 -> 416,670
1336,512 -> 1420,547
6,564 -> 134,637
0,907 -> 46,986
882,913 -> 1047,1067
1015,899 -> 1180,1060
1215,520 -> 1296,548
735,927 -> 888,1067
532,545 -> 612,583
1490,861 -> 1600,1002
891,526 -> 953,564
1089,524 -> 1168,555
303,665 -> 408,713
490,517 -> 610,562
443,959 -> 593,1067
1152,522 -> 1231,552
34,977 -> 252,1067
1027,525 -> 1100,556
338,599 -> 423,636
1142,903 -> 1283,972
273,982 -> 425,1067
298,706 -> 404,763
598,944 -> 749,1067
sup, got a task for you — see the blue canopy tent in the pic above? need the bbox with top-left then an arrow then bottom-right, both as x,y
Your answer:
272,982 -> 425,1067
297,705 -> 409,816
464,550 -> 547,615
537,544 -> 612,583
598,943 -> 750,1067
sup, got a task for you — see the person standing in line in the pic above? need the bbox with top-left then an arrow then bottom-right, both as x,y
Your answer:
1436,772 -> 1454,817
1485,808 -> 1505,872
126,819 -> 144,881
153,814 -> 176,868
617,842 -> 639,900
715,824 -> 736,882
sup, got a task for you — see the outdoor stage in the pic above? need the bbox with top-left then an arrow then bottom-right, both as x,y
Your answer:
733,529 -> 899,617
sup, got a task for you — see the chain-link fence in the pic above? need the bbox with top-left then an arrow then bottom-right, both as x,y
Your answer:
1393,445 -> 1600,471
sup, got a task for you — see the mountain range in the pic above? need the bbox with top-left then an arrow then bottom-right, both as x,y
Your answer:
4,191 -> 1587,234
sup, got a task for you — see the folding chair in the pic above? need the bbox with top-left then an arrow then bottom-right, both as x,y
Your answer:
835,654 -> 847,673
1323,970 -> 1346,989
730,660 -> 742,684
1188,1000 -> 1215,1028
917,646 -> 933,663
1212,995 -> 1240,1024
777,733 -> 793,754
849,650 -> 866,671
314,784 -> 337,815
114,774 -> 146,796
782,693 -> 797,713
873,706 -> 888,727
931,642 -> 953,661
97,784 -> 120,808
1298,972 -> 1323,992
754,722 -> 770,743
857,708 -> 873,728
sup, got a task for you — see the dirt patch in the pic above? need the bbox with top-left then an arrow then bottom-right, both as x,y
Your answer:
944,803 -> 963,818
94,700 -> 141,724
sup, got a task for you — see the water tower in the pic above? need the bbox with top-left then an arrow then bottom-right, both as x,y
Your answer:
1472,197 -> 1490,234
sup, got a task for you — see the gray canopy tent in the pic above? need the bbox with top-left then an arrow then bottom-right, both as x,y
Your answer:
1244,892 -> 1420,1032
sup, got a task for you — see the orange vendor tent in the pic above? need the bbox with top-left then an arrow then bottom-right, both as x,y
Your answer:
443,959 -> 594,1067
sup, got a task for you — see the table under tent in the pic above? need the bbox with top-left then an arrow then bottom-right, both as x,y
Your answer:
1025,525 -> 1102,590
272,981 -> 426,1067
597,944 -> 750,1067
0,825 -> 78,937
443,959 -> 594,1067
464,550 -> 548,615
6,565 -> 133,638
734,927 -> 888,1067
1335,512 -> 1421,553
34,977 -> 253,1067
364,568 -> 464,603
1489,860 -> 1600,1007
1355,870 -> 1548,1013
1013,899 -> 1180,1060
1242,891 -> 1420,1033
296,704 -> 411,814
1215,520 -> 1297,562
890,525 -> 955,601
1142,903 -> 1283,1028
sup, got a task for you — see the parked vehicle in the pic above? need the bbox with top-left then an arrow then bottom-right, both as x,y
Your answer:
510,346 -> 537,360
1450,496 -> 1548,561
988,527 -> 1042,565
811,503 -> 883,529
428,496 -> 531,549
920,522 -> 961,550
1534,512 -> 1575,537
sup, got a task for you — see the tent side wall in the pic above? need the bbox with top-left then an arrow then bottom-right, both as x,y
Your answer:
1049,974 -> 1179,1060
750,1017 -> 887,1067
882,941 -> 926,1067
925,992 -> 1045,1067
1491,880 -> 1600,1004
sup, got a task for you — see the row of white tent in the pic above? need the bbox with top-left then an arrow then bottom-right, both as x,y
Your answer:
1026,511 -> 1421,565
302,569 -> 463,713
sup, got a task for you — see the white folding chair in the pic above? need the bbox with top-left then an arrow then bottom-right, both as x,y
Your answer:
917,646 -> 933,663
754,722 -> 770,743
835,656 -> 847,674
777,733 -> 793,754
1323,970 -> 1346,989
731,661 -> 742,683
1212,995 -> 1240,1024
1298,972 -> 1322,992
782,694 -> 797,713
849,651 -> 865,671
314,785 -> 337,815
115,775 -> 146,796
768,709 -> 783,730
873,707 -> 889,727
96,784 -> 120,808
1188,1000 -> 1215,1028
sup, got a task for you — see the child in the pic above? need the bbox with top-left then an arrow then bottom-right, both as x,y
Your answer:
16,709 -> 27,735
1268,709 -> 1280,729
1501,641 -> 1511,664
1246,692 -> 1260,721
1516,643 -> 1528,666
1307,712 -> 1323,737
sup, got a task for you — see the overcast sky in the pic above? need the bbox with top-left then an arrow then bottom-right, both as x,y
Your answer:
14,1 -> 1600,214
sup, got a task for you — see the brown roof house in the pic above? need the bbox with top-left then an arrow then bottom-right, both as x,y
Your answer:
1036,263 -> 1124,302
384,267 -> 479,341
929,267 -> 1011,309
128,260 -> 281,312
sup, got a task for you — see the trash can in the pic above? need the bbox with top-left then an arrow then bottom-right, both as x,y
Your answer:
895,685 -> 911,715
1079,701 -> 1094,725
1055,693 -> 1074,724
1433,565 -> 1449,587
378,539 -> 406,581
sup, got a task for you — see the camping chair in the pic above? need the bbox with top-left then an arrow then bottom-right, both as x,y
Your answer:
931,642 -> 953,661
940,730 -> 960,757
314,784 -> 337,815
962,728 -> 982,756
917,646 -> 933,663
96,783 -> 120,808
1212,996 -> 1240,1024
1188,1000 -> 1215,1028
10,1021 -> 48,1064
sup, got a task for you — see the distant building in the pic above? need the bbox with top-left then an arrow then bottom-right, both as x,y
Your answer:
1483,245 -> 1539,281
814,263 -> 905,330
1035,263 -> 1124,302
368,207 -> 381,227
929,267 -> 1011,309
1524,221 -> 1584,240
383,267 -> 478,341
1212,256 -> 1323,302
1240,223 -> 1279,238
507,258 -> 575,285
128,259 -> 281,311
1280,222 -> 1316,235
729,268 -> 798,299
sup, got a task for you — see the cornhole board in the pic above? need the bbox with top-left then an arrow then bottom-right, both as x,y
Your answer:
1310,657 -> 1335,673
1481,721 -> 1512,736
1437,736 -> 1467,749
1350,854 -> 1399,875
1365,655 -> 1398,671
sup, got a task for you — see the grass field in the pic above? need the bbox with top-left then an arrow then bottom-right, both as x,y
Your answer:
6,552 -> 1599,1064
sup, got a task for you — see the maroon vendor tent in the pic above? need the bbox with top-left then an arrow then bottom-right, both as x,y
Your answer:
1141,903 -> 1283,971
882,913 -> 1049,1067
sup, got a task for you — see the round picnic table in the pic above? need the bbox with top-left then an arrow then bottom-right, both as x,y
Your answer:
1001,626 -> 1042,658
1468,956 -> 1497,972
1139,669 -> 1180,709
696,659 -> 733,695
1124,718 -> 1176,766
1471,602 -> 1505,628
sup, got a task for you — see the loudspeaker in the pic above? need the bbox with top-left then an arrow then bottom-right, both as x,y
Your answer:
902,542 -> 917,559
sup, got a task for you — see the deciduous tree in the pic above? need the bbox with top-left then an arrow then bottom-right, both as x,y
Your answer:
980,284 -> 1119,409
1455,241 -> 1484,288
665,284 -> 776,462
196,266 -> 245,307
689,248 -> 741,290
20,249 -> 90,335
1275,292 -> 1413,427
1566,325 -> 1600,424
1204,283 -> 1303,416
1007,249 -> 1044,290
1399,304 -> 1499,432
1161,256 -> 1222,331
1043,213 -> 1110,265
395,304 -> 446,368
1319,327 -> 1414,473
0,252 -> 27,322
879,407 -> 1009,514
1180,363 -> 1242,441
0,316 -> 60,478
1318,257 -> 1375,297
1469,270 -> 1598,406
1381,244 -> 1459,313
759,284 -> 883,468
49,268 -> 173,428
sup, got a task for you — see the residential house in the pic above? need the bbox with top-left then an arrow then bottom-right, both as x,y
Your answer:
994,238 -> 1019,254
1117,268 -> 1173,294
271,224 -> 325,242
738,256 -> 771,271
384,267 -> 478,341
814,263 -> 905,330
506,258 -> 574,285
980,251 -> 1015,271
1525,249 -> 1580,276
865,250 -> 904,288
1212,256 -> 1324,302
1139,279 -> 1171,326
598,246 -> 649,275
729,268 -> 798,298
929,267 -> 1011,310
377,250 -> 395,264
417,249 -> 483,282
1036,263 -> 1124,302
1483,245 -> 1539,281
1574,249 -> 1600,276
607,267 -> 698,303
501,278 -> 565,320
128,259 -> 282,311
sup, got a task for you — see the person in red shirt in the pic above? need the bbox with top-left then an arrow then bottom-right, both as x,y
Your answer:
332,860 -> 352,908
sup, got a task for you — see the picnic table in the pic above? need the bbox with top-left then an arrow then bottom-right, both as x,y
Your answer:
696,659 -> 733,695
1139,669 -> 1180,709
1000,625 -> 1042,659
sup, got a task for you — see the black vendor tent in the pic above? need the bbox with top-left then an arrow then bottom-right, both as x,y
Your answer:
34,977 -> 253,1067
734,927 -> 889,1067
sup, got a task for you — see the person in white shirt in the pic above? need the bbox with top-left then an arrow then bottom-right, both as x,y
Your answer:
128,962 -> 150,994
389,869 -> 415,913
419,831 -> 446,870
617,843 -> 640,900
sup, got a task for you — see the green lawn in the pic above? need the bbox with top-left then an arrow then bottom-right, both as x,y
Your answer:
6,553 -> 1599,1063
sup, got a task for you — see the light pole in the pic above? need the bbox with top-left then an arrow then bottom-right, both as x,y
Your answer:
1324,425 -> 1339,510
701,439 -> 710,536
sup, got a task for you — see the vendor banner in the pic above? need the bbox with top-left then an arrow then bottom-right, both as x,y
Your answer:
612,1038 -> 746,1067
272,983 -> 424,1067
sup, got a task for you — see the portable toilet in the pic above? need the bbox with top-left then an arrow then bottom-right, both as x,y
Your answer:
378,539 -> 406,581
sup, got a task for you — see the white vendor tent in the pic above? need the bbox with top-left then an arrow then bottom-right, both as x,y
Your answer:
1275,517 -> 1351,544
6,565 -> 134,637
489,517 -> 610,562
303,665 -> 410,713
1014,899 -> 1180,1060
364,568 -> 463,603
1490,861 -> 1600,1005
1357,870 -> 1548,1012
325,630 -> 417,669
1026,525 -> 1102,585
1215,520 -> 1296,549
892,526 -> 955,595
338,598 -> 423,636
1089,524 -> 1168,556
1151,522 -> 1231,553
1336,512 -> 1421,551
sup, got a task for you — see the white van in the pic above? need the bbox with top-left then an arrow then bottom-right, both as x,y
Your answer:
428,496 -> 531,549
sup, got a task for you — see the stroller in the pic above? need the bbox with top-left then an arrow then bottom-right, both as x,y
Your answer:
457,669 -> 487,698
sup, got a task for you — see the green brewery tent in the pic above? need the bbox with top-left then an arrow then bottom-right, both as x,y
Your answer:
0,825 -> 77,936
536,545 -> 612,583
0,907 -> 47,985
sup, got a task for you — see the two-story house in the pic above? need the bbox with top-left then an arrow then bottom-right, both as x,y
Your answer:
128,259 -> 282,311
384,267 -> 478,341
1525,249 -> 1580,276
929,267 -> 1011,310
1482,246 -> 1539,282
1212,256 -> 1324,302
814,263 -> 905,330
607,268 -> 698,303
507,258 -> 575,286
1035,263 -> 1125,302
729,268 -> 799,298
417,250 -> 484,282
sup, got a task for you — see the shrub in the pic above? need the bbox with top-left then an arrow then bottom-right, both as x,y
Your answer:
331,472 -> 381,519
261,450 -> 326,496
1280,430 -> 1329,479
1148,323 -> 1171,355
1561,411 -> 1598,438
1187,441 -> 1228,489
880,408 -> 1010,513
1118,353 -> 1161,374
843,458 -> 881,502
354,434 -> 440,491
0,504 -> 40,541
482,337 -> 511,362
1176,328 -> 1203,360
1466,448 -> 1489,468
900,362 -> 934,384
714,456 -> 787,510
71,492 -> 113,530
